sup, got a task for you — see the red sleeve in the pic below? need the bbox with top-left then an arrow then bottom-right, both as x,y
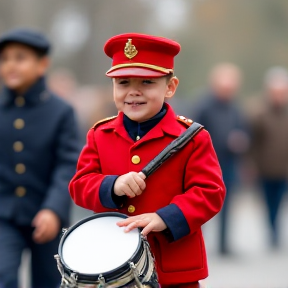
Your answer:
69,129 -> 105,211
171,129 -> 226,234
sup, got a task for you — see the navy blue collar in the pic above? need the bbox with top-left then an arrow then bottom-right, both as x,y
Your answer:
0,77 -> 49,106
123,104 -> 167,141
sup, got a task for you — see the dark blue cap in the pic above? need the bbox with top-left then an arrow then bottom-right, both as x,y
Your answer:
0,28 -> 51,55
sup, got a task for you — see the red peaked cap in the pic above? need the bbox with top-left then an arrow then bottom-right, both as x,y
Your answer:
104,33 -> 181,78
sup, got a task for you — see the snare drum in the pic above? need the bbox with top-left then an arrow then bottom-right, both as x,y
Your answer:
54,212 -> 159,288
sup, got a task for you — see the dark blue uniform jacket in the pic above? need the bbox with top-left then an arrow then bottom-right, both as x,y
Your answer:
0,77 -> 80,226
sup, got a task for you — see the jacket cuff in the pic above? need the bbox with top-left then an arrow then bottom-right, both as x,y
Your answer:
99,175 -> 126,209
156,203 -> 190,241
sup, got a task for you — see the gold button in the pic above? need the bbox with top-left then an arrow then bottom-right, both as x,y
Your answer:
128,205 -> 136,213
15,97 -> 25,107
14,119 -> 25,129
131,155 -> 141,164
187,119 -> 193,123
15,186 -> 26,197
15,163 -> 26,174
13,141 -> 24,152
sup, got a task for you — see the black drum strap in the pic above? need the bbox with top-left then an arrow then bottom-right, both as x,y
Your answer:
141,122 -> 204,178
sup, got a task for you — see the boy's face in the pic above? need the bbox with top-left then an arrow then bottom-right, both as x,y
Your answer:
113,76 -> 179,122
0,43 -> 48,93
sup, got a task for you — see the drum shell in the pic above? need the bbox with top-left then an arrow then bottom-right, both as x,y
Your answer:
57,212 -> 144,283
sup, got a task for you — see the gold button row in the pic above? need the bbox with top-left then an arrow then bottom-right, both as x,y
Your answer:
14,119 -> 25,129
15,186 -> 26,197
13,141 -> 24,152
15,163 -> 26,174
12,97 -> 26,198
128,155 -> 139,213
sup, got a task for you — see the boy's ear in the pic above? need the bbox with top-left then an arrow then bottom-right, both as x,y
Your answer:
38,56 -> 50,76
165,76 -> 179,99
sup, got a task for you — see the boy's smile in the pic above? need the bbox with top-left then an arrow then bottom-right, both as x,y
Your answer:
113,76 -> 178,123
124,101 -> 146,107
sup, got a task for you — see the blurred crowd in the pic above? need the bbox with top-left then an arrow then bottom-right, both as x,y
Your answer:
187,63 -> 288,255
48,63 -> 288,256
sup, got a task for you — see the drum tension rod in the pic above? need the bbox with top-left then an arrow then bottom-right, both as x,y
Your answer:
129,262 -> 146,288
54,255 -> 78,288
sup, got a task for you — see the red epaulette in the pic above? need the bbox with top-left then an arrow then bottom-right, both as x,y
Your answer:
176,115 -> 193,127
91,115 -> 117,130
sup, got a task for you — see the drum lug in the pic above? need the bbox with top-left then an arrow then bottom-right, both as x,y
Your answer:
71,273 -> 78,282
98,274 -> 107,288
62,228 -> 68,235
141,234 -> 147,241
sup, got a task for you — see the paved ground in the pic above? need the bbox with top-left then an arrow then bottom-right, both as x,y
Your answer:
20,188 -> 288,288
202,188 -> 288,288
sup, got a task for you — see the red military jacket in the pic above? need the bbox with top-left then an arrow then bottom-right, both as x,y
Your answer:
69,104 -> 225,285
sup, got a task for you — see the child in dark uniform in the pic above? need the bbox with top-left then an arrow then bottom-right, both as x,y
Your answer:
0,28 -> 80,288
69,33 -> 225,288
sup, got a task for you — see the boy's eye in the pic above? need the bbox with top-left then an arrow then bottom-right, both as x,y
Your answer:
118,79 -> 129,85
143,79 -> 154,84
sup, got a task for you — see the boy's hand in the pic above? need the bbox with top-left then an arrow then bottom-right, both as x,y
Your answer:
114,172 -> 146,198
32,209 -> 60,244
117,213 -> 167,236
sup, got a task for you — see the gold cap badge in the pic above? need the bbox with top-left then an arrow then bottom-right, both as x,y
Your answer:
124,39 -> 138,59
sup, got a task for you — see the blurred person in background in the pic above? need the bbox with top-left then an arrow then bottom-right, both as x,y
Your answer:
249,66 -> 288,248
190,63 -> 250,255
48,69 -> 117,145
0,28 -> 80,288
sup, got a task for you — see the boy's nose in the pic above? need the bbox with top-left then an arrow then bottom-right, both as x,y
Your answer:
128,87 -> 142,96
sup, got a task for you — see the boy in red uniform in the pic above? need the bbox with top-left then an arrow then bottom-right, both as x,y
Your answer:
69,33 -> 225,288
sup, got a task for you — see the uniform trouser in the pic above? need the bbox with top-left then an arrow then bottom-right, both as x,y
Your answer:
0,219 -> 61,288
219,166 -> 235,254
261,178 -> 287,246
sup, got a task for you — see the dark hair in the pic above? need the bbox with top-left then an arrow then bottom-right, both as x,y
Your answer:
164,73 -> 174,82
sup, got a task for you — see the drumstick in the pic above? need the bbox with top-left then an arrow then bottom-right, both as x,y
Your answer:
141,122 -> 203,178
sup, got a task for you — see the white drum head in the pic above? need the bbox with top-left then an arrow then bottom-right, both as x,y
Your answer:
61,215 -> 140,275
